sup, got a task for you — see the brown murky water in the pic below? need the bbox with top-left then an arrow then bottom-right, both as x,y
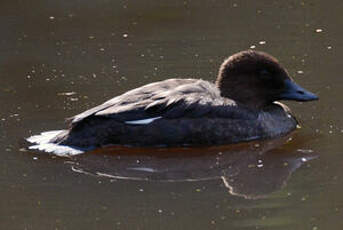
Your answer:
1,0 -> 343,229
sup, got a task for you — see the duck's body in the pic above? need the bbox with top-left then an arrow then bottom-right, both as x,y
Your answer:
27,50 -> 318,155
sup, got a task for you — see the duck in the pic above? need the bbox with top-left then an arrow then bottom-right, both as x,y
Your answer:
27,50 -> 318,156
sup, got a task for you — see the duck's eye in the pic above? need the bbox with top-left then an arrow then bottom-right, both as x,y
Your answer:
259,69 -> 271,78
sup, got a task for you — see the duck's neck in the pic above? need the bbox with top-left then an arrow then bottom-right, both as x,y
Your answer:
215,74 -> 271,110
216,85 -> 269,110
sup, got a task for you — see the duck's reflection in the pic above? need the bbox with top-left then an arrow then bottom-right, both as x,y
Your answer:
68,134 -> 317,199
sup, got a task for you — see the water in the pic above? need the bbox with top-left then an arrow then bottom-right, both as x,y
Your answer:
1,0 -> 343,229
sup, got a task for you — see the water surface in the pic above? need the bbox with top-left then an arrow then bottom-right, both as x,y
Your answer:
1,0 -> 343,229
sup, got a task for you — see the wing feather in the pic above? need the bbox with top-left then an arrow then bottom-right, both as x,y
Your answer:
69,78 -> 257,126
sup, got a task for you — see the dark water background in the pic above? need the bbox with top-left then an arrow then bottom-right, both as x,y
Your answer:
1,0 -> 343,229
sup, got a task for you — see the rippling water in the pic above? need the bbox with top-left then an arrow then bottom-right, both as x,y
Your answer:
1,0 -> 343,229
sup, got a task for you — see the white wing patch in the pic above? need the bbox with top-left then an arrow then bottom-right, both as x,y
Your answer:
125,116 -> 162,125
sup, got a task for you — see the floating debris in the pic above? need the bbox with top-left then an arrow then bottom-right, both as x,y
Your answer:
297,149 -> 314,153
301,158 -> 308,162
58,92 -> 76,96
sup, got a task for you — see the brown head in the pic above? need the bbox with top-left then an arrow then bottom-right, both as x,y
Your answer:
215,50 -> 318,109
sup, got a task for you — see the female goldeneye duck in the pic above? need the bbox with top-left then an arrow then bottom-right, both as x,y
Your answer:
27,50 -> 318,156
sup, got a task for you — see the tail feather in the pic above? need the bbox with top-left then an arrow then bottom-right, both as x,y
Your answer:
26,130 -> 85,157
27,130 -> 65,144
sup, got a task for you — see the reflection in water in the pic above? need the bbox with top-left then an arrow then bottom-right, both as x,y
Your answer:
67,134 -> 317,199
